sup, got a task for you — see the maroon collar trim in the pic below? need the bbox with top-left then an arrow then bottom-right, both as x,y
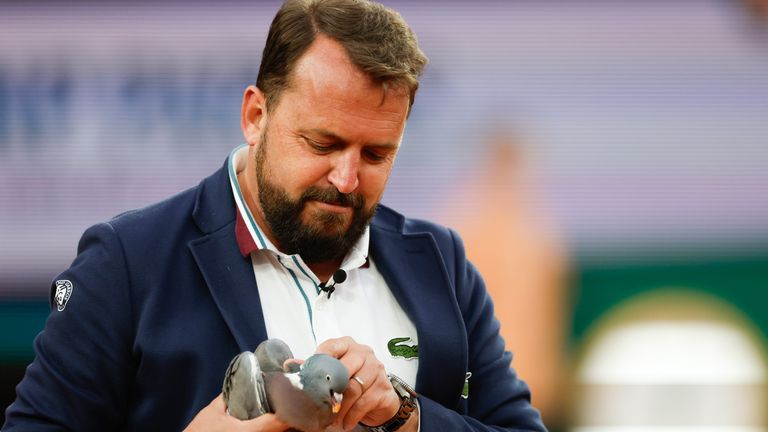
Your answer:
235,210 -> 259,257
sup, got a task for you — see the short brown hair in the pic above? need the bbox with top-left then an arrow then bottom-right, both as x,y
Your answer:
256,0 -> 428,112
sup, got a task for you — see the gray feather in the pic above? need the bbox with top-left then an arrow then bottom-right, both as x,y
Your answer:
222,351 -> 268,420
255,338 -> 295,373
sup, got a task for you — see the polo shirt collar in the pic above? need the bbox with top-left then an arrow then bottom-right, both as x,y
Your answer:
227,144 -> 369,271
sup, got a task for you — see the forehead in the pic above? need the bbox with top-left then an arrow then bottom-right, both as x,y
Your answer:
276,36 -> 410,141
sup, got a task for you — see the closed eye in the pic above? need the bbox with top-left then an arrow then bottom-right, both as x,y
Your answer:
303,136 -> 335,154
363,149 -> 388,163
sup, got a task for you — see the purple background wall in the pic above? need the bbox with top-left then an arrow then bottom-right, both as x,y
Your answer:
2,1 -> 767,295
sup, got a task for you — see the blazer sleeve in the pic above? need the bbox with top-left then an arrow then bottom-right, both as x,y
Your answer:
3,223 -> 135,431
417,228 -> 547,431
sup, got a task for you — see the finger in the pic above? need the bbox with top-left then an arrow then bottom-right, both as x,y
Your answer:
209,393 -> 226,412
337,354 -> 390,428
348,354 -> 377,394
317,337 -> 368,385
343,373 -> 398,430
351,375 -> 367,393
315,336 -> 355,358
241,413 -> 288,431
336,355 -> 371,421
283,357 -> 303,372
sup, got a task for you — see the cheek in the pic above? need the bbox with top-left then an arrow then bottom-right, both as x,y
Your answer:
274,156 -> 329,190
359,166 -> 391,202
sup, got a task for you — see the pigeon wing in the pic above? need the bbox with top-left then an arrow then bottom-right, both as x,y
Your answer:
222,351 -> 268,420
255,339 -> 295,373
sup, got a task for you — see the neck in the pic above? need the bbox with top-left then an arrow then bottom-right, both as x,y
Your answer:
307,260 -> 342,284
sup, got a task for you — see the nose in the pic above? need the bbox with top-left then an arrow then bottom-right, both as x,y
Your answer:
327,150 -> 360,194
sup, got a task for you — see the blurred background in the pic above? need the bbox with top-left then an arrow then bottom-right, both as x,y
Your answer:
1,1 -> 767,430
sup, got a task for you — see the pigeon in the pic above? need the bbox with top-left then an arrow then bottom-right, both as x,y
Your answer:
223,339 -> 349,432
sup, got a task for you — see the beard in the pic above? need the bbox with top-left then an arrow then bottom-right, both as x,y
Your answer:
254,129 -> 377,263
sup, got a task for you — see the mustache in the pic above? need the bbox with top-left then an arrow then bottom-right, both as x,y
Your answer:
300,186 -> 364,209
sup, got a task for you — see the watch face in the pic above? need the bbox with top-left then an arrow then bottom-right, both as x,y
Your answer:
388,374 -> 417,398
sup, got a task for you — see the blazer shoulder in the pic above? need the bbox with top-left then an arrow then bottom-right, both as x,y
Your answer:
107,185 -> 199,234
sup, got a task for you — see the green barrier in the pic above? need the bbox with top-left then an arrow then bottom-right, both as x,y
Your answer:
0,300 -> 50,363
571,255 -> 768,347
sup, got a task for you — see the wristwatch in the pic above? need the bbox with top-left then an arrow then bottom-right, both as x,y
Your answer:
361,374 -> 418,432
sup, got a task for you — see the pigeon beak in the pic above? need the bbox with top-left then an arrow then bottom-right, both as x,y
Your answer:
331,391 -> 343,414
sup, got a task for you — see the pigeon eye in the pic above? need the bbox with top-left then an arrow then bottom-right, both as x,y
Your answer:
326,374 -> 331,381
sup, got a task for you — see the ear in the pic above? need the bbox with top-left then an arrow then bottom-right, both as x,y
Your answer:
241,85 -> 268,146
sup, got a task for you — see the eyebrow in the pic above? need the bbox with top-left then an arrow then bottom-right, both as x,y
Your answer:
302,128 -> 399,150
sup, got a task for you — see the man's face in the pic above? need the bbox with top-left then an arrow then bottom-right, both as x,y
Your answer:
254,124 -> 374,262
242,35 -> 410,262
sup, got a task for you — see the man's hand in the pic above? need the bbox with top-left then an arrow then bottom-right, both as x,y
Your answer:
316,337 -> 417,431
184,393 -> 288,432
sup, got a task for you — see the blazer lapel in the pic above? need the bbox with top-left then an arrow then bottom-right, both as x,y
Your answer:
371,219 -> 467,410
188,162 -> 268,352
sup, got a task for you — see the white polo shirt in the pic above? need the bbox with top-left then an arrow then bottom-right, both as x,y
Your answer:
227,145 -> 419,387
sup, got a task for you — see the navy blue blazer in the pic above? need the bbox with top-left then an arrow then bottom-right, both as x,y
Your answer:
4,161 -> 545,431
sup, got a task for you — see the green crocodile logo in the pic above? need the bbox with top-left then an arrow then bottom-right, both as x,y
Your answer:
462,372 -> 472,399
387,337 -> 419,360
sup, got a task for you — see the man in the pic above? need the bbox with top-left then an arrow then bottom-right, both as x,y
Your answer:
3,0 -> 546,431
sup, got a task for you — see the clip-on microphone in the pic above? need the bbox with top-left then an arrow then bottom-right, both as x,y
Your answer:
319,269 -> 347,299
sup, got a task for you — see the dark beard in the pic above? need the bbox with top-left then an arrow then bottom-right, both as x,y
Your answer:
255,132 -> 377,263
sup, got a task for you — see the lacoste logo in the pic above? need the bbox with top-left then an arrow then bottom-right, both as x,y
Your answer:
54,280 -> 73,311
387,337 -> 418,360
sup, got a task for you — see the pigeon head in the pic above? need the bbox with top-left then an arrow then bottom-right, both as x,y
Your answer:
299,354 -> 349,414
